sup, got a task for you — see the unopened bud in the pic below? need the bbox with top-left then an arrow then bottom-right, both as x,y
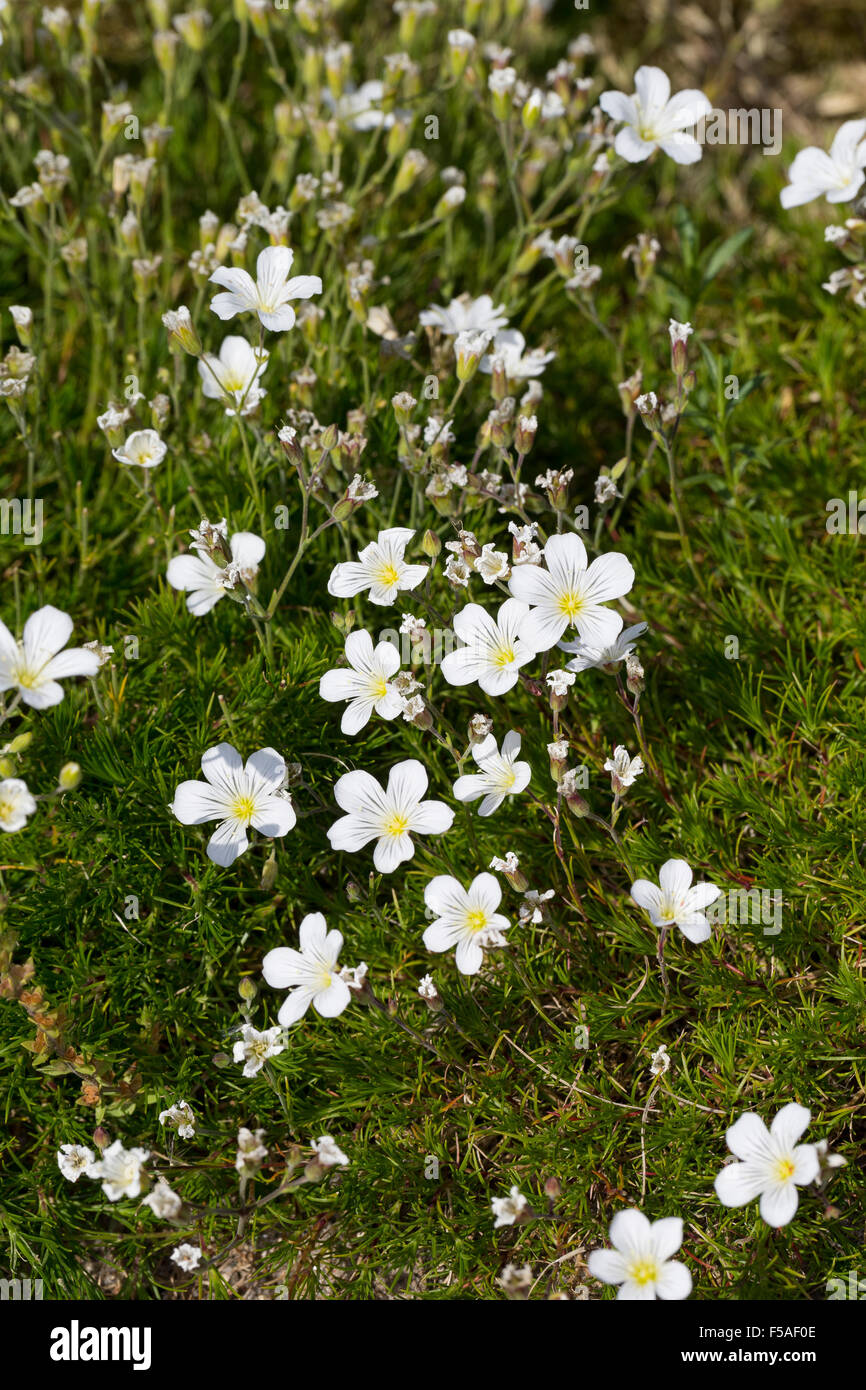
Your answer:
58,761 -> 82,791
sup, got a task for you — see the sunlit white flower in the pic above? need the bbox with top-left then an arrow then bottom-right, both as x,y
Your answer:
714,1104 -> 820,1227
57,1144 -> 96,1183
780,120 -> 866,209
311,1135 -> 349,1167
419,293 -> 508,336
588,1210 -> 692,1300
492,1185 -> 528,1228
112,428 -> 167,469
604,746 -> 644,791
440,599 -> 536,696
262,912 -> 352,1026
418,973 -> 438,1000
327,759 -> 454,872
319,630 -> 402,734
630,858 -> 720,944
89,1140 -> 150,1202
166,530 -> 265,616
327,527 -> 428,606
560,620 -> 648,673
423,872 -> 510,975
171,1243 -> 202,1272
453,731 -> 531,817
0,605 -> 100,709
480,328 -> 555,381
198,336 -> 268,415
159,1100 -> 195,1139
475,544 -> 510,584
599,67 -> 711,165
142,1180 -> 182,1218
170,743 -> 296,867
546,668 -> 575,698
209,245 -> 322,332
232,1023 -> 285,1077
0,777 -> 37,832
509,533 -> 634,653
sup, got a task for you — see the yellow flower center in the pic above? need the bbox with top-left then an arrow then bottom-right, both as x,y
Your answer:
558,590 -> 585,621
774,1158 -> 796,1182
0,797 -> 14,819
492,642 -> 515,668
376,562 -> 400,588
372,675 -> 389,699
232,795 -> 256,823
626,1256 -> 659,1287
466,908 -> 488,934
384,813 -> 409,837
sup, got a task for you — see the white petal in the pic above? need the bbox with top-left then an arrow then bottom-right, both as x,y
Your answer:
207,818 -> 248,866
244,746 -> 286,795
313,977 -> 351,1018
769,1103 -> 811,1151
609,1209 -> 652,1255
171,780 -> 228,824
655,1260 -> 692,1299
251,793 -> 296,837
23,605 -> 73,661
759,1182 -> 799,1228
658,858 -> 693,899
587,1248 -> 627,1284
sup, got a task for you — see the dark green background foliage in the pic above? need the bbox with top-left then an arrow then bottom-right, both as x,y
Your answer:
0,0 -> 862,1298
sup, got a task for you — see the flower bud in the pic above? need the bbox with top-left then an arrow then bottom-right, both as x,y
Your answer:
421,528 -> 441,559
58,761 -> 82,791
162,306 -> 201,357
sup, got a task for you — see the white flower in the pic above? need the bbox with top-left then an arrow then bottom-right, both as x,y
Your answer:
587,1209 -> 692,1300
599,66 -> 711,165
545,668 -> 575,698
327,527 -> 428,606
780,120 -> 866,209
88,1140 -> 150,1202
198,336 -> 268,415
0,605 -> 100,709
167,530 -> 265,616
490,851 -> 520,874
518,888 -> 554,926
170,743 -> 296,867
480,328 -> 555,381
444,554 -> 472,587
560,620 -> 648,673
668,318 -> 693,346
440,598 -> 536,696
57,1144 -> 96,1183
327,759 -> 454,873
475,544 -> 510,584
423,872 -> 510,975
236,1127 -> 268,1172
209,246 -> 321,332
714,1104 -> 820,1227
0,777 -> 37,832
650,1044 -> 671,1076
319,630 -> 402,734
232,1024 -> 285,1077
159,1100 -> 195,1139
604,746 -> 644,790
171,1243 -> 202,1272
630,859 -> 720,944
419,293 -> 508,336
509,533 -> 634,654
418,973 -> 438,999
492,1185 -> 527,1228
453,731 -> 531,817
262,912 -> 352,1026
112,428 -> 167,469
142,1180 -> 182,1218
311,1135 -> 349,1167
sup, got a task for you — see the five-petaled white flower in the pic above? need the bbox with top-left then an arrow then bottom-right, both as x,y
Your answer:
327,527 -> 428,606
112,428 -> 167,469
480,328 -> 555,381
630,858 -> 720,943
142,1180 -> 182,1218
159,1100 -> 195,1139
0,605 -> 100,709
453,731 -> 531,817
319,629 -> 403,734
599,66 -> 711,165
167,530 -> 265,616
423,872 -> 511,975
509,534 -> 634,654
171,1243 -> 202,1272
311,1135 -> 349,1167
419,292 -> 508,336
440,598 -> 537,696
198,335 -> 269,415
327,758 -> 454,872
170,742 -> 296,867
0,777 -> 37,832
209,245 -> 322,332
57,1144 -> 96,1183
491,1185 -> 528,1228
780,120 -> 866,209
88,1140 -> 150,1202
604,746 -> 644,791
714,1103 -> 820,1227
560,620 -> 648,673
588,1209 -> 692,1300
262,912 -> 352,1026
233,1023 -> 285,1077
